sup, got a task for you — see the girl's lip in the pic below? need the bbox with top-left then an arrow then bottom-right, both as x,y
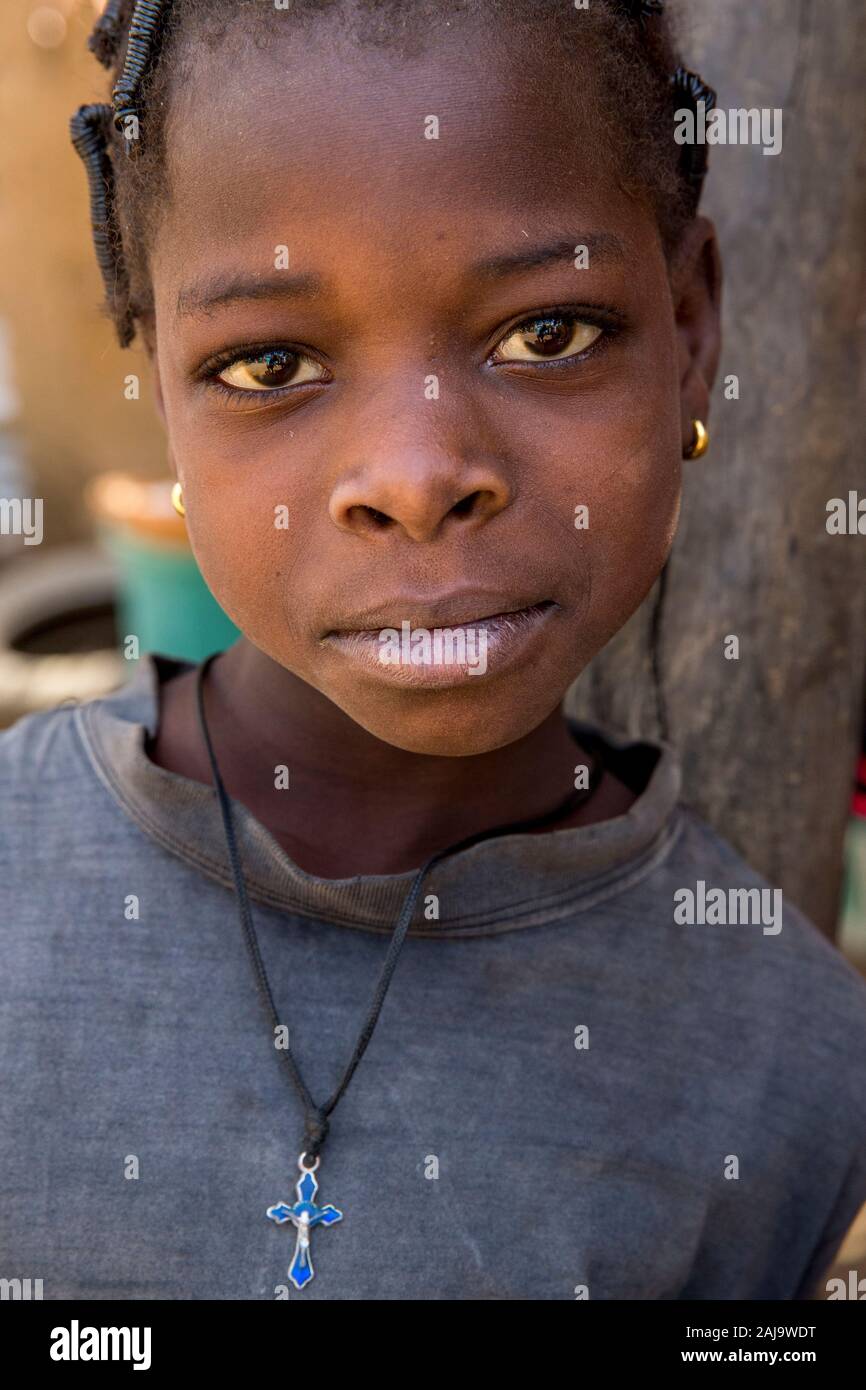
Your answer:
321,600 -> 557,688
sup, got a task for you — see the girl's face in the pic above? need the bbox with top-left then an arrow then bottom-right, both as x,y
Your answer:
149,17 -> 719,755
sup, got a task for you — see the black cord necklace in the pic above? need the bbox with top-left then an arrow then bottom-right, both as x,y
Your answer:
194,654 -> 603,1291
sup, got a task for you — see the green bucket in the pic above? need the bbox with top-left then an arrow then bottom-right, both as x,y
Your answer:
105,528 -> 239,663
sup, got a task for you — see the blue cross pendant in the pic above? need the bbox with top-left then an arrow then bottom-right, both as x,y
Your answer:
267,1154 -> 343,1290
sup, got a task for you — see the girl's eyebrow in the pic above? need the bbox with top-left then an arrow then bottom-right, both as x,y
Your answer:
173,230 -> 626,321
470,232 -> 626,280
175,270 -> 323,319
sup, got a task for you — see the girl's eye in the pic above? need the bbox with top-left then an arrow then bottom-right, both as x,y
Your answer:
492,313 -> 602,363
216,348 -> 326,391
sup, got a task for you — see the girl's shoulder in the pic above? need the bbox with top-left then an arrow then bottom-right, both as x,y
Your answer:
0,696 -> 92,795
0,661 -> 163,837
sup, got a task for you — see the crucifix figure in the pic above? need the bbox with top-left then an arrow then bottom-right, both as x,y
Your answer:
267,1155 -> 343,1290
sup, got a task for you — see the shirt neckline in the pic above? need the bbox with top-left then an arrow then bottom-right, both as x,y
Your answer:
76,654 -> 683,937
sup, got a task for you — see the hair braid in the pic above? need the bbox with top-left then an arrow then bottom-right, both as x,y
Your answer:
111,0 -> 171,142
71,0 -> 172,345
69,102 -> 135,347
671,65 -> 717,204
88,0 -> 129,69
612,0 -> 717,216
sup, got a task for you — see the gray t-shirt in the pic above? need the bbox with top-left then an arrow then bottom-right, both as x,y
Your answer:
2,655 -> 865,1300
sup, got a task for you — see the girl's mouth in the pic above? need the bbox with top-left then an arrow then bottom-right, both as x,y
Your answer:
322,600 -> 557,689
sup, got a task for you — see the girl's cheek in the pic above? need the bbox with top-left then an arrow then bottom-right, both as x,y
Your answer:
526,400 -> 680,536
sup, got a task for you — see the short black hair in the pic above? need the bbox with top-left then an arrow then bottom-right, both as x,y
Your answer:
71,0 -> 716,347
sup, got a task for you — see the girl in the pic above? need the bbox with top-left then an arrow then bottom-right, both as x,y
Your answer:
1,0 -> 865,1300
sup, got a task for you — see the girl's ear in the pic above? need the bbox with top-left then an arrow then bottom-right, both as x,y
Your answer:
672,215 -> 722,455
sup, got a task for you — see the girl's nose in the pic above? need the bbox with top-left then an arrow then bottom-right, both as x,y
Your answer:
327,378 -> 515,540
328,449 -> 512,542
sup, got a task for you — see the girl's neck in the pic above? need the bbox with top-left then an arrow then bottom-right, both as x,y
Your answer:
148,639 -> 636,877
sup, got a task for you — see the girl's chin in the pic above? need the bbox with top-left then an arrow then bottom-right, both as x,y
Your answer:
326,690 -> 564,758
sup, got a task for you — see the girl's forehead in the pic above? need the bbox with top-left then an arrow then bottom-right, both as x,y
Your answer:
155,21 -> 648,286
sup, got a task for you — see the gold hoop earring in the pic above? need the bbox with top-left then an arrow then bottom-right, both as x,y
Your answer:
684,419 -> 709,460
170,481 -> 185,517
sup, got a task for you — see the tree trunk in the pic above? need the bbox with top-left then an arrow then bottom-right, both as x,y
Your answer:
569,0 -> 866,936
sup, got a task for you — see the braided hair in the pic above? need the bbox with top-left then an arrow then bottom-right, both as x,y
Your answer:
70,0 -> 168,346
71,0 -> 716,349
